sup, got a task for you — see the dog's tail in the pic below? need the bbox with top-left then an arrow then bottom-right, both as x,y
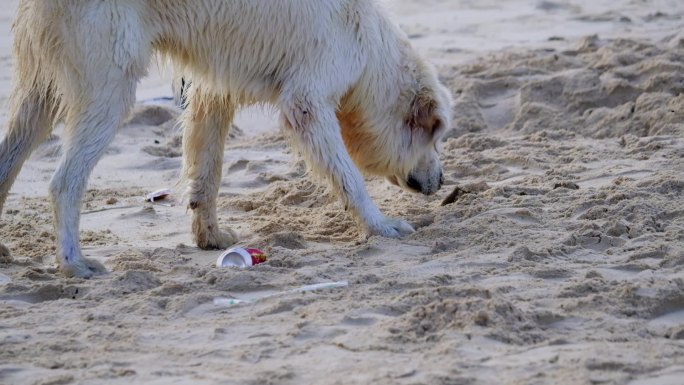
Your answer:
0,6 -> 60,214
0,90 -> 58,214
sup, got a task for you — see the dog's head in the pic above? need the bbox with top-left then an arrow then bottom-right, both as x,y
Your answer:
339,53 -> 452,196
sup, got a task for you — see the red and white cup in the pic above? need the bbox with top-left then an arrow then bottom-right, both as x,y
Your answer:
216,247 -> 267,268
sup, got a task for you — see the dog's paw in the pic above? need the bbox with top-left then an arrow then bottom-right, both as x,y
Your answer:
196,228 -> 238,250
368,217 -> 415,238
59,257 -> 107,278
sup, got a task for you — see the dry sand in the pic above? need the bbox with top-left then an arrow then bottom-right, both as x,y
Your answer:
1,1 -> 684,384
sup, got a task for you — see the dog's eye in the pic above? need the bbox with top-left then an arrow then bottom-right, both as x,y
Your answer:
430,119 -> 443,135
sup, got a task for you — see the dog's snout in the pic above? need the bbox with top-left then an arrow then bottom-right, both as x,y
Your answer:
407,176 -> 422,192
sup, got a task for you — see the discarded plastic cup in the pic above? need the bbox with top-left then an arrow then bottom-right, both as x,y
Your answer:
216,247 -> 267,268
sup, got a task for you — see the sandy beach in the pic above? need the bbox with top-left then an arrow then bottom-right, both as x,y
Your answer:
1,1 -> 683,384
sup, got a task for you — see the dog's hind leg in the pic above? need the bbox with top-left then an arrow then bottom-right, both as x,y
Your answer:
41,2 -> 152,277
0,90 -> 56,259
280,95 -> 415,238
50,71 -> 139,277
182,91 -> 238,249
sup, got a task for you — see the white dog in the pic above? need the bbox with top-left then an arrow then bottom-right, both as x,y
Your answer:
0,0 -> 452,277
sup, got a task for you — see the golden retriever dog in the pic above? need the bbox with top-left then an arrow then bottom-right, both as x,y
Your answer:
0,0 -> 452,277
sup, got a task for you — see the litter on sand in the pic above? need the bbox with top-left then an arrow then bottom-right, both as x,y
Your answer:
145,188 -> 173,203
213,281 -> 349,308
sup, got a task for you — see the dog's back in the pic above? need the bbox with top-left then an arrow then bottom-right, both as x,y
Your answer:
13,0 -> 400,105
148,0 -> 395,103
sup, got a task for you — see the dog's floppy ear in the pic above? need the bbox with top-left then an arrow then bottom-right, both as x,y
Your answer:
407,90 -> 442,137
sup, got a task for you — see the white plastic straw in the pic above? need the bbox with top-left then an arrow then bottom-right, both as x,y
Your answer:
213,280 -> 349,308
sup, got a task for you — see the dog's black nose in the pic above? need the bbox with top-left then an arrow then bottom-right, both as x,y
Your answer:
407,176 -> 422,192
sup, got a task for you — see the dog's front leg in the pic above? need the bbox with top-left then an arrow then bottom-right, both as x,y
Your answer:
182,91 -> 238,249
281,97 -> 414,238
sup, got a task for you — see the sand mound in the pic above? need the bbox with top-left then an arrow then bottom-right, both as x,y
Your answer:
445,35 -> 684,139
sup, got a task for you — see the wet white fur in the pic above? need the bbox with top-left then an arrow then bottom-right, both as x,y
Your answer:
0,0 -> 452,277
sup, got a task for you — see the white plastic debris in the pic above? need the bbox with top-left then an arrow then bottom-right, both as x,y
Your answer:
289,281 -> 349,293
145,188 -> 172,202
213,281 -> 349,308
213,298 -> 251,307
